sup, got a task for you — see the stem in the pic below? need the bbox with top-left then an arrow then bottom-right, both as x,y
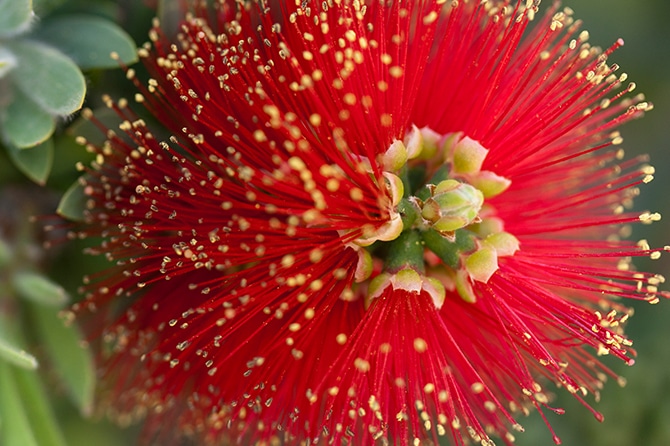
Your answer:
383,230 -> 425,274
397,198 -> 419,229
421,228 -> 475,269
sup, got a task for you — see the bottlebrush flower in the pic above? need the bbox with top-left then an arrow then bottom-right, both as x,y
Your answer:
68,1 -> 667,445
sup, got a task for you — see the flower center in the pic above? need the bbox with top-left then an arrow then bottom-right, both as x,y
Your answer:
353,126 -> 517,308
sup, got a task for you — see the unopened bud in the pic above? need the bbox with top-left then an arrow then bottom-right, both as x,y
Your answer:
422,180 -> 483,233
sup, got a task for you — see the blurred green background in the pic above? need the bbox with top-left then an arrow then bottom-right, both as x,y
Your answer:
1,0 -> 669,445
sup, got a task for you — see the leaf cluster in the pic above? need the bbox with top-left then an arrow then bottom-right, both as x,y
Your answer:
0,0 -> 136,184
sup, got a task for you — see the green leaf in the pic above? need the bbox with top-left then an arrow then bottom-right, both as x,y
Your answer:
0,0 -> 33,38
12,271 -> 68,306
7,39 -> 85,116
33,15 -> 137,70
32,0 -> 66,16
1,89 -> 55,148
0,363 -> 39,446
0,47 -> 17,79
6,139 -> 54,184
0,339 -> 38,370
12,365 -> 68,446
57,177 -> 88,221
31,303 -> 95,416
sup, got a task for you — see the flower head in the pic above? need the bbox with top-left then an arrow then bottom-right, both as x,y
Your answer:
70,1 -> 667,445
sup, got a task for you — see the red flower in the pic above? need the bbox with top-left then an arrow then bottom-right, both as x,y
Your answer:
71,1 -> 667,445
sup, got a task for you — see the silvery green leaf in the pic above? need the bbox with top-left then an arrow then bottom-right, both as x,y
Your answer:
1,89 -> 55,148
6,39 -> 85,116
33,15 -> 137,70
0,339 -> 37,370
31,303 -> 95,416
5,139 -> 54,184
0,47 -> 18,79
12,271 -> 69,306
0,0 -> 33,38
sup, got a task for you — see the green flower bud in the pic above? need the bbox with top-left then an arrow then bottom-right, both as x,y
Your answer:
421,180 -> 484,233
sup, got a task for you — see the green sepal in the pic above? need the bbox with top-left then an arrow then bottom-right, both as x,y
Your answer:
6,139 -> 54,185
0,0 -> 33,38
30,303 -> 95,416
1,89 -> 55,148
6,39 -> 85,116
33,15 -> 138,70
12,271 -> 68,306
